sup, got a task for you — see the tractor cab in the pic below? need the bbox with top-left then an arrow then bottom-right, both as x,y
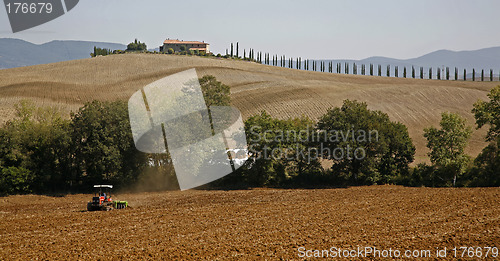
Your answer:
91,185 -> 113,207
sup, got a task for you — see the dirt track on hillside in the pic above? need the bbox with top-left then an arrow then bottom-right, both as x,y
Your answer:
0,186 -> 498,260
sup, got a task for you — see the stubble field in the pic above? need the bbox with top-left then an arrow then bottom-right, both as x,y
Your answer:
0,186 -> 498,260
0,54 -> 498,163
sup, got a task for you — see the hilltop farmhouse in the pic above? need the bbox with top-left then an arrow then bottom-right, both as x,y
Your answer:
160,39 -> 210,53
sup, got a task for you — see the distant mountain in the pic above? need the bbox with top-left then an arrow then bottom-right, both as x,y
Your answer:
316,47 -> 500,78
0,38 -> 126,69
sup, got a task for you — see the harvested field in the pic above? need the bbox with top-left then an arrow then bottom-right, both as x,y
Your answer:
0,54 -> 498,163
0,186 -> 498,260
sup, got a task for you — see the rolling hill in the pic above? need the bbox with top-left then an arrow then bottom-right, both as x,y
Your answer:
0,54 -> 497,163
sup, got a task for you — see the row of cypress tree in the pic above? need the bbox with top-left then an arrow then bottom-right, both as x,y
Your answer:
227,43 -> 499,81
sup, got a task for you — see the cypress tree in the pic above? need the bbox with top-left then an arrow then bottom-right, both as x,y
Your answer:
412,66 -> 415,78
446,67 -> 450,80
378,65 -> 382,76
243,49 -> 246,59
464,69 -> 466,81
370,64 -> 373,76
353,63 -> 357,74
387,65 -> 390,77
490,69 -> 493,81
455,67 -> 458,81
230,43 -> 233,57
403,67 -> 407,78
473,69 -> 475,81
429,68 -> 432,79
395,66 -> 398,78
437,68 -> 441,80
236,42 -> 239,58
481,69 -> 484,81
420,67 -> 424,79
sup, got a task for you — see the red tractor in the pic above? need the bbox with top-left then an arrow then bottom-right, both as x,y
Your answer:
87,185 -> 128,211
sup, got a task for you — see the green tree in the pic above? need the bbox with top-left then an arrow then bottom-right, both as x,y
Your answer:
198,75 -> 231,107
473,86 -> 500,142
126,39 -> 147,51
0,100 -> 73,193
167,48 -> 174,54
0,167 -> 32,195
237,112 -> 320,187
71,101 -> 146,189
469,86 -> 500,186
316,100 -> 415,185
424,112 -> 472,187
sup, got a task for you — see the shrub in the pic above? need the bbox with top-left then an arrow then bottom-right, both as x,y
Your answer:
0,166 -> 33,195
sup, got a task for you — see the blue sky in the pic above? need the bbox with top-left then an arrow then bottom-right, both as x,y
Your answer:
1,0 -> 499,59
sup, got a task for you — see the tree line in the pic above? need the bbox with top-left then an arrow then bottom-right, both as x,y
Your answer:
225,43 -> 500,81
1,78 -> 499,195
216,87 -> 499,188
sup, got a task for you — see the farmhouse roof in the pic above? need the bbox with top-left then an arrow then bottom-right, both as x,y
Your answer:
164,39 -> 208,45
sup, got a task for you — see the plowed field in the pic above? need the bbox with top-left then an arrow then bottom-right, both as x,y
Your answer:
1,186 -> 498,260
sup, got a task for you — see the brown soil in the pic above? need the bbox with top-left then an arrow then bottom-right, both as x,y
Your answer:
0,186 -> 498,260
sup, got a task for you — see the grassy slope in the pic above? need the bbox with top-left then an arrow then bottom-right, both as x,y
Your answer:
0,53 -> 497,163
